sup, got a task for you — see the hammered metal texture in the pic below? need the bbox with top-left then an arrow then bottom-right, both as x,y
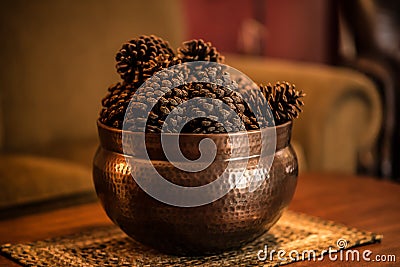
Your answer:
93,121 -> 298,255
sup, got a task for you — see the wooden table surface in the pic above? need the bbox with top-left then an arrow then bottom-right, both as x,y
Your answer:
0,173 -> 399,266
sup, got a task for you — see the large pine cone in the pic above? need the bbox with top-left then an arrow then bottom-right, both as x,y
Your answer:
115,35 -> 175,83
177,39 -> 225,63
260,82 -> 305,125
99,82 -> 138,129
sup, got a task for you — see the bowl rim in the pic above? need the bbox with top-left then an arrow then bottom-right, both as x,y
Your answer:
97,119 -> 292,137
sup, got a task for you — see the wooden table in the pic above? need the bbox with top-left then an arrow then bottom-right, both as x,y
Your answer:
0,173 -> 399,266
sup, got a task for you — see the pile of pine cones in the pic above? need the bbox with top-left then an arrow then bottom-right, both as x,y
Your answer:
99,35 -> 305,132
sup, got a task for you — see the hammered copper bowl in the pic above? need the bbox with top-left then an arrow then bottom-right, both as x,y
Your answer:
93,120 -> 298,255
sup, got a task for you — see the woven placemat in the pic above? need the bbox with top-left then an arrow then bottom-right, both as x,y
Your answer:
1,211 -> 382,266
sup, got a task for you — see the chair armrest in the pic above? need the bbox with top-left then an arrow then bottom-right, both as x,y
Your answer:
226,55 -> 382,173
0,154 -> 94,209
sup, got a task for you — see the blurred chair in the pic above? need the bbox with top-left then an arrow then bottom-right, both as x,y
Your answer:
0,0 -> 383,210
339,0 -> 400,179
0,0 -> 184,209
226,55 -> 382,174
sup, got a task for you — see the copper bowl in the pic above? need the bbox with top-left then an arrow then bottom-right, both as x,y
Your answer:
93,120 -> 298,255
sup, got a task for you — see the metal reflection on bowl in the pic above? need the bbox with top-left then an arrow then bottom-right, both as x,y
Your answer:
93,120 -> 298,255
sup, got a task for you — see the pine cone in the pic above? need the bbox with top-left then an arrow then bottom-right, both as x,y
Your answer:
235,77 -> 273,126
103,36 -> 305,131
100,82 -> 138,128
177,39 -> 225,63
148,54 -> 182,74
115,35 -> 175,83
260,82 -> 305,125
124,68 -> 187,132
125,74 -> 262,133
